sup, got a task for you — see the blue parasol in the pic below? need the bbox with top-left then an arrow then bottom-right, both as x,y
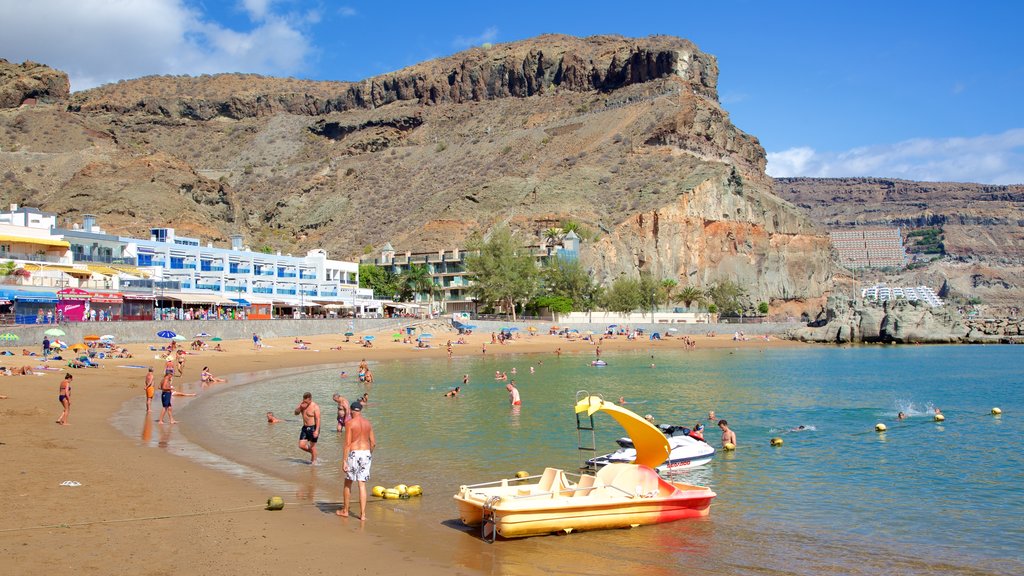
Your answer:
363,335 -> 375,341
156,330 -> 177,339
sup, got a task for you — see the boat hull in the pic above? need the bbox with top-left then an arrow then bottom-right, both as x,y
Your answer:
454,465 -> 715,539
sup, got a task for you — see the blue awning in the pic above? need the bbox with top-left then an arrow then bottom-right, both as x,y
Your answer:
8,289 -> 59,303
231,298 -> 251,306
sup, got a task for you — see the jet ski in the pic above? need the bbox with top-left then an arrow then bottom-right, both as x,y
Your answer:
587,424 -> 715,474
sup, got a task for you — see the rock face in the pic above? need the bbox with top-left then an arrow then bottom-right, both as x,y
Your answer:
0,59 -> 70,108
1,34 -> 832,310
68,35 -> 718,119
789,296 -> 971,344
773,177 -> 1024,309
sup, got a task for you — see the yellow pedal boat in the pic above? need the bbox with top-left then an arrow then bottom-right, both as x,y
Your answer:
453,395 -> 715,540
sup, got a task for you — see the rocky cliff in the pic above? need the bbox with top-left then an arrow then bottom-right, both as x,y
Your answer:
0,35 -> 831,307
0,59 -> 70,109
788,295 -> 1024,344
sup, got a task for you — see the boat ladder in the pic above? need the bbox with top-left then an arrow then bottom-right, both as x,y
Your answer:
481,495 -> 502,543
575,390 -> 599,473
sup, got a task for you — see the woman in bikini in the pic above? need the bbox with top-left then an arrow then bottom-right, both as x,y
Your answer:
56,374 -> 73,425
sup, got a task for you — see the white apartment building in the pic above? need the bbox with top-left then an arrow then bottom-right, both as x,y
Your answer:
861,284 -> 944,308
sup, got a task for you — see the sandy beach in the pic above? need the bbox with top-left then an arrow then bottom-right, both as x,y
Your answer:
0,327 -> 800,575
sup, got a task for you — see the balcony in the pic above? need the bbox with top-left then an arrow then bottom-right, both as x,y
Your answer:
70,254 -> 139,265
252,287 -> 273,294
225,285 -> 247,293
196,283 -> 221,291
301,290 -> 317,296
229,267 -> 252,274
320,291 -> 338,297
201,266 -> 224,272
277,272 -> 297,278
299,272 -> 318,280
276,289 -> 296,295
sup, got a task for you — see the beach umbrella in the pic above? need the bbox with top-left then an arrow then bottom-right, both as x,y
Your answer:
44,328 -> 66,337
0,332 -> 19,341
527,326 -> 537,332
344,332 -> 354,337
69,343 -> 88,352
172,335 -> 188,341
464,325 -> 477,330
83,334 -> 101,341
363,335 -> 375,341
100,334 -> 116,341
211,337 -> 223,342
156,330 -> 177,339
508,327 -> 520,332
419,333 -> 433,339
194,332 -> 212,338
667,328 -> 679,333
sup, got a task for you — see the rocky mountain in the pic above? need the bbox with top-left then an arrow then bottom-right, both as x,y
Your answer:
773,178 -> 1024,308
1,35 -> 834,312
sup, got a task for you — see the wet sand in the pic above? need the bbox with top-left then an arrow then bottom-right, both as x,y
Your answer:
0,329 -> 800,575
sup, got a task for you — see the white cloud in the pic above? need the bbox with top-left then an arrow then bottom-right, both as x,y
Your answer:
453,26 -> 498,48
766,129 -> 1024,185
338,6 -> 357,17
0,0 -> 315,91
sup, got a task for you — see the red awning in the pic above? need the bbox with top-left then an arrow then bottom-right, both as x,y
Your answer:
58,287 -> 91,299
89,291 -> 124,303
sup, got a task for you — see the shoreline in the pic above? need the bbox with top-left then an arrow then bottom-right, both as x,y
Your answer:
0,329 -> 801,575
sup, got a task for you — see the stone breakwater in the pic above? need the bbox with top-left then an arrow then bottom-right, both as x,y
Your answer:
788,296 -> 1022,344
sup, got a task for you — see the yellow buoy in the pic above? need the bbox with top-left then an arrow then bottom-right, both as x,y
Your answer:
266,496 -> 285,510
383,489 -> 400,499
934,414 -> 945,422
372,485 -> 386,498
770,437 -> 783,447
991,407 -> 1002,415
407,485 -> 422,496
394,484 -> 408,495
515,470 -> 529,478
722,442 -> 736,451
875,423 -> 887,432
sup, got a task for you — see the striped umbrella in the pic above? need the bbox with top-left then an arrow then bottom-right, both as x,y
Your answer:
0,333 -> 19,341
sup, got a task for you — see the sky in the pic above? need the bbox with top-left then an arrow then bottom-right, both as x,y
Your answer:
1,0 -> 1022,184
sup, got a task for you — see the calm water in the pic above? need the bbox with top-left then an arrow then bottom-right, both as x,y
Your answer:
127,345 -> 1024,575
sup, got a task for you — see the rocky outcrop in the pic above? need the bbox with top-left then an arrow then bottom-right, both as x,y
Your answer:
787,296 -> 999,344
587,168 -> 832,302
0,59 -> 70,108
69,35 -> 718,120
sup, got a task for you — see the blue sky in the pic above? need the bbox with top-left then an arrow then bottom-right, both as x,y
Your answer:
1,0 -> 1022,183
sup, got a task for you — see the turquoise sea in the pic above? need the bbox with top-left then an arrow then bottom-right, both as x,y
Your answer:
121,344 -> 1023,575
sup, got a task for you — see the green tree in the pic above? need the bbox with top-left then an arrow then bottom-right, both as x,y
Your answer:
602,276 -> 643,314
399,264 -> 436,312
758,301 -> 770,315
464,227 -> 538,321
540,259 -> 597,311
659,278 -> 678,308
358,264 -> 399,300
677,285 -> 705,309
706,280 -> 748,316
533,295 -> 574,314
543,227 -> 563,247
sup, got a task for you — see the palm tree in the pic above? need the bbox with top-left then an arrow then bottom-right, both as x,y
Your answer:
543,227 -> 563,247
400,264 -> 436,315
677,286 -> 705,310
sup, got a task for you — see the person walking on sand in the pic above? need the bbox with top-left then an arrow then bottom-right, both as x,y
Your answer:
718,419 -> 736,447
144,367 -> 155,412
56,374 -> 72,425
253,333 -> 262,351
42,336 -> 51,359
158,372 -> 177,424
294,392 -> 320,464
338,401 -> 375,520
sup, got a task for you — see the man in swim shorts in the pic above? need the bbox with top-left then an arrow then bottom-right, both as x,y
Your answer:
332,393 -> 349,432
158,373 -> 176,424
339,401 -> 375,520
144,367 -> 155,412
507,381 -> 521,406
294,392 -> 320,464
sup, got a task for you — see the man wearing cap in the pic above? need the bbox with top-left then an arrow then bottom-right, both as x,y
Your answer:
339,400 -> 376,520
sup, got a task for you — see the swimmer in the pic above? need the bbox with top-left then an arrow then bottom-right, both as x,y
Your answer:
708,410 -> 716,421
790,425 -> 808,432
444,386 -> 461,397
340,371 -> 348,378
529,366 -> 534,374
332,393 -> 350,432
718,419 -> 736,447
267,411 -> 282,423
462,374 -> 469,385
897,411 -> 906,421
